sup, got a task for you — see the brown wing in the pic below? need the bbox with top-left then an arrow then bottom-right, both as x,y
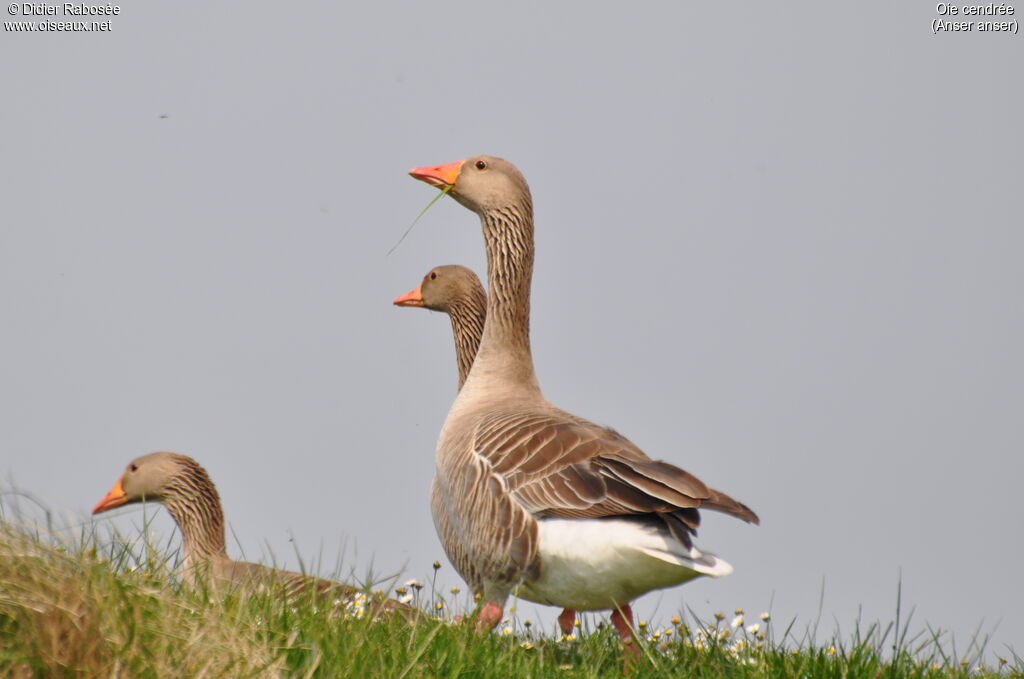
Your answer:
470,408 -> 758,548
217,560 -> 419,621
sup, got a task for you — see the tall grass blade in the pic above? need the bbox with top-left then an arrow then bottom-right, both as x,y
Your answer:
387,185 -> 453,256
395,623 -> 444,679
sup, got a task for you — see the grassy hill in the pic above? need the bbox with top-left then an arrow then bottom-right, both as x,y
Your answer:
0,509 -> 1016,678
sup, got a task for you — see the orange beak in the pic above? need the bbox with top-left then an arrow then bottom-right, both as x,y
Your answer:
393,284 -> 424,307
92,477 -> 128,514
409,159 -> 464,189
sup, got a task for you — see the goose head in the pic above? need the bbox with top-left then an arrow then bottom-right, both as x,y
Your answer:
92,451 -> 197,513
409,155 -> 530,215
393,265 -> 483,313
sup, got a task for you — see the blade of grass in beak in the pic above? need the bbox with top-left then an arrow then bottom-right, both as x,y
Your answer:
387,184 -> 453,256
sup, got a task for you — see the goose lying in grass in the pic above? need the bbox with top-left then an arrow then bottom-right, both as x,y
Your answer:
93,451 -> 413,619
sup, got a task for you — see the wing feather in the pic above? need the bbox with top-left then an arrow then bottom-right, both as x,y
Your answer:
466,408 -> 758,543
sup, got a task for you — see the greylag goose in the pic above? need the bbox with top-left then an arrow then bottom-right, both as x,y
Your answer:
393,264 -> 486,390
92,452 -> 411,619
395,264 -> 582,635
408,156 -> 758,654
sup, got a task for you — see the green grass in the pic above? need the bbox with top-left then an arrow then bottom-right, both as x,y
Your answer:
0,506 -> 1018,678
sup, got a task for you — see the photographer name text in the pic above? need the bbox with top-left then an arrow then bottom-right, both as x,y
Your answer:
12,3 -> 119,15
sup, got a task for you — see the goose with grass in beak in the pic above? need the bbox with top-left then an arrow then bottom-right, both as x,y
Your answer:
406,156 -> 759,659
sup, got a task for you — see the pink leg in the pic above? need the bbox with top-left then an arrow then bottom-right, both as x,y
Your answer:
476,601 -> 503,632
558,608 -> 577,635
610,604 -> 641,664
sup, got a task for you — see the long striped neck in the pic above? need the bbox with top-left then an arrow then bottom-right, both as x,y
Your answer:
470,198 -> 540,392
448,286 -> 487,390
161,461 -> 229,570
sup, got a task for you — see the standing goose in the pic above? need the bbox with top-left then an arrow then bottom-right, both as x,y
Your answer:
92,452 -> 411,619
408,156 -> 758,654
393,264 -> 486,391
394,264 -> 622,636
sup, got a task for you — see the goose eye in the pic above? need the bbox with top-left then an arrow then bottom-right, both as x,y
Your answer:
130,464 -> 138,472
430,272 -> 438,280
475,160 -> 487,170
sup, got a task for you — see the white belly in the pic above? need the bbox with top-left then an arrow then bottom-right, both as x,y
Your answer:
514,518 -> 732,611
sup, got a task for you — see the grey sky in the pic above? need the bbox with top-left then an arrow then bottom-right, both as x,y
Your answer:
2,0 -> 1021,658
